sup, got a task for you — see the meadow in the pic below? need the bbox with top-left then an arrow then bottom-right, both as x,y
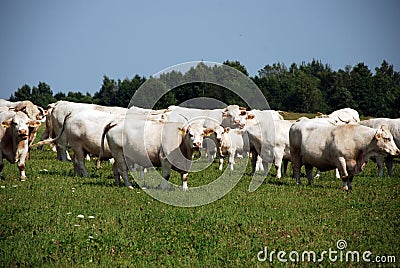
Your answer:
0,123 -> 399,267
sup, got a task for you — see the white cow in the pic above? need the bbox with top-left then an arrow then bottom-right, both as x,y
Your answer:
0,111 -> 41,180
101,116 -> 215,190
243,110 -> 276,176
218,127 -> 248,170
44,100 -> 127,161
252,119 -> 293,179
360,118 -> 400,176
45,100 -> 169,162
271,119 -> 293,178
290,117 -> 400,190
316,107 -> 360,124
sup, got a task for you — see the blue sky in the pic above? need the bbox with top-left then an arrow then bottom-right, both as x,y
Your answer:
1,0 -> 399,99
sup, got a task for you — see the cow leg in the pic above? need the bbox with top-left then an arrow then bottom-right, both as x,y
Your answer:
274,156 -> 283,179
250,147 -> 258,175
290,145 -> 302,184
228,149 -> 235,171
0,155 -> 4,179
282,159 -> 289,177
120,169 -> 133,189
219,157 -> 224,171
16,144 -> 29,181
56,144 -> 69,162
72,154 -> 88,177
335,169 -> 341,179
375,155 -> 385,177
347,174 -> 354,191
71,146 -> 88,177
18,163 -> 27,181
181,173 -> 189,191
262,160 -> 270,177
336,157 -> 348,179
161,161 -> 172,190
305,164 -> 313,185
385,156 -> 394,176
256,156 -> 264,172
206,141 -> 216,163
112,162 -> 122,186
341,176 -> 349,191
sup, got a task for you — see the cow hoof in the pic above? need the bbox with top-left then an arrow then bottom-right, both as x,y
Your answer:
342,185 -> 349,191
128,186 -> 134,190
20,177 -> 27,182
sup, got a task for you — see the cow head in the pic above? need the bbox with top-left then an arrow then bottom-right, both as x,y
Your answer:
1,112 -> 41,141
222,105 -> 247,129
213,125 -> 225,142
179,123 -> 214,150
374,125 -> 400,156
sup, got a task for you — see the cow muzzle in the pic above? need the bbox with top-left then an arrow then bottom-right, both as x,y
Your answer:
18,130 -> 29,140
193,142 -> 202,150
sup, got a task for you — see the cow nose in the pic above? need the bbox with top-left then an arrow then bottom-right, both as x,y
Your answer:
194,142 -> 202,148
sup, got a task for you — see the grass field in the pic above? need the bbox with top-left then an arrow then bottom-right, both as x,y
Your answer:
0,124 -> 399,267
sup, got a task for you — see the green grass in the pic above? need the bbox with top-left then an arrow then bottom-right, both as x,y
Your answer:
0,126 -> 399,267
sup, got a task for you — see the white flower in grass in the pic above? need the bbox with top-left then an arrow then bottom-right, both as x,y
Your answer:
77,214 -> 84,219
88,216 -> 95,219
1,186 -> 5,189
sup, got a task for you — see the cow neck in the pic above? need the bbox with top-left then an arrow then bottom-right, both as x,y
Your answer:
179,133 -> 191,160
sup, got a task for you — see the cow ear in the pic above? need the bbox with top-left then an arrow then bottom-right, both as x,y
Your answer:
380,125 -> 389,132
203,128 -> 214,137
1,119 -> 12,129
179,127 -> 187,136
375,129 -> 383,140
29,120 -> 41,128
247,114 -> 255,120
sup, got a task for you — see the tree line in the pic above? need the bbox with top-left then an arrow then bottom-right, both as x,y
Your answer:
8,59 -> 400,118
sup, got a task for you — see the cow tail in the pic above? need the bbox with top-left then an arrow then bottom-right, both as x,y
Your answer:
30,112 -> 71,148
97,122 -> 117,169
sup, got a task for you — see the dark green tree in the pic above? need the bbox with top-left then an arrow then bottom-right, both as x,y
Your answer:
31,82 -> 56,107
348,63 -> 373,116
9,84 -> 32,102
223,60 -> 249,76
94,76 -> 118,106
